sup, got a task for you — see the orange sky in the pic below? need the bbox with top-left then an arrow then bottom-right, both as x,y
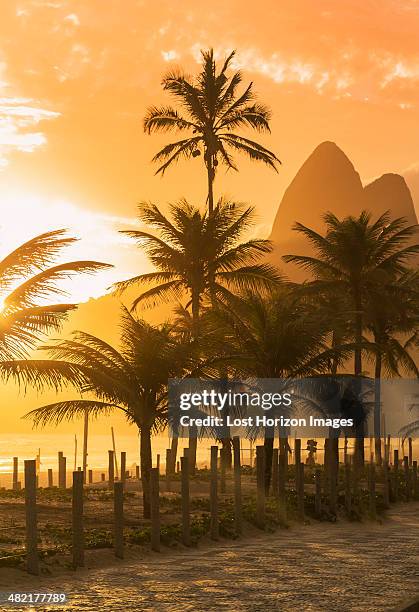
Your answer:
1,0 -> 419,300
1,1 -> 419,435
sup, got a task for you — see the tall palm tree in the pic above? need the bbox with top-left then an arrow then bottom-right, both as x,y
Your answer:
144,49 -> 280,213
0,229 -> 111,362
212,287 -> 350,490
284,211 -> 419,464
23,308 -> 194,518
113,199 -> 281,470
113,199 -> 281,328
364,270 -> 419,463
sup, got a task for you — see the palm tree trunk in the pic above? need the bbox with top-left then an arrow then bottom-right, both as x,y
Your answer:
221,438 -> 232,469
264,425 -> 275,495
374,351 -> 382,466
331,331 -> 339,376
191,290 -> 200,340
353,293 -> 365,467
140,425 -> 152,519
189,426 -> 197,475
207,156 -> 214,215
170,435 -> 178,474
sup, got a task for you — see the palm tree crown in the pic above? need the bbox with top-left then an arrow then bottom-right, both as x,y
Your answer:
24,307 -> 194,517
113,199 -> 281,324
144,48 -> 280,212
284,211 -> 419,377
0,229 -> 111,361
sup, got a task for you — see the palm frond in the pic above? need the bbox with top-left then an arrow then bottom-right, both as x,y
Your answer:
0,230 -> 76,292
0,359 -> 89,391
143,106 -> 197,133
4,261 -> 112,311
221,133 -> 280,170
24,400 -> 125,428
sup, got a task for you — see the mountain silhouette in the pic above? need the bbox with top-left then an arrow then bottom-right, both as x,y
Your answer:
270,141 -> 418,279
363,173 -> 417,225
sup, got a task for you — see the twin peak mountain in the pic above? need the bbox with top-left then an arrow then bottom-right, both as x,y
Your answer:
270,141 -> 418,279
66,141 -> 418,340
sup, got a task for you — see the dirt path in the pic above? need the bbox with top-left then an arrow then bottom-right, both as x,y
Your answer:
1,503 -> 418,612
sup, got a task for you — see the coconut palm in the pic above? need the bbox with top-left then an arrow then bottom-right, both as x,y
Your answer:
144,49 -> 280,213
23,308 -> 194,518
364,270 -> 419,463
113,199 -> 281,328
0,229 -> 111,362
211,287 -> 352,490
284,211 -> 419,464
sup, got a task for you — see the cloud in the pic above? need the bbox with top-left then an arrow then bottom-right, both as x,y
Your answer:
64,13 -> 80,26
0,97 -> 60,167
0,191 -> 149,301
381,60 -> 419,87
161,50 -> 179,62
187,42 -> 419,108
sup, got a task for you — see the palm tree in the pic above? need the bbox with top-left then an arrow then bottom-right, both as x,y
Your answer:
364,270 -> 419,463
0,229 -> 111,362
113,199 -> 281,329
211,287 -> 350,491
284,211 -> 419,464
144,49 -> 280,213
23,308 -> 194,518
113,199 -> 281,470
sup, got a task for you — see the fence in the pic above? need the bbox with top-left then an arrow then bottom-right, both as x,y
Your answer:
1,437 -> 418,573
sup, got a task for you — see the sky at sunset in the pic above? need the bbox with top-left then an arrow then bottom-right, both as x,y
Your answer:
1,0 -> 419,437
1,0 -> 419,301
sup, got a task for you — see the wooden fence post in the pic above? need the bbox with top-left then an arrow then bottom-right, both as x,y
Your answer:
181,456 -> 191,546
294,439 -> 301,491
188,435 -> 197,477
408,437 -> 413,467
101,473 -> 105,482
47,468 -> 53,488
120,452 -> 126,491
108,450 -> 115,490
114,481 -> 124,559
58,452 -> 66,489
324,438 -> 329,481
368,463 -> 376,520
256,445 -> 265,529
210,446 -> 219,540
150,467 -> 160,552
393,449 -> 399,502
328,439 -> 337,515
278,451 -> 287,523
165,449 -> 172,492
232,437 -> 242,536
344,462 -> 351,517
24,460 -> 39,575
88,469 -> 93,485
403,456 -> 410,501
315,468 -> 322,518
135,465 -> 140,480
382,458 -> 390,509
13,457 -> 18,491
72,470 -> 84,568
412,460 -> 417,500
298,462 -> 305,520
343,436 -> 348,466
220,448 -> 226,494
271,448 -> 279,498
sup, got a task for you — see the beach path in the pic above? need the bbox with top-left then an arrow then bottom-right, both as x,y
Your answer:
2,503 -> 418,611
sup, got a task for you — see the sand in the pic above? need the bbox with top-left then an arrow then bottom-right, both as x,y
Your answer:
1,503 -> 417,611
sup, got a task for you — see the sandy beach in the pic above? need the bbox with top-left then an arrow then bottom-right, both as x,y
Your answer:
1,503 -> 417,611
